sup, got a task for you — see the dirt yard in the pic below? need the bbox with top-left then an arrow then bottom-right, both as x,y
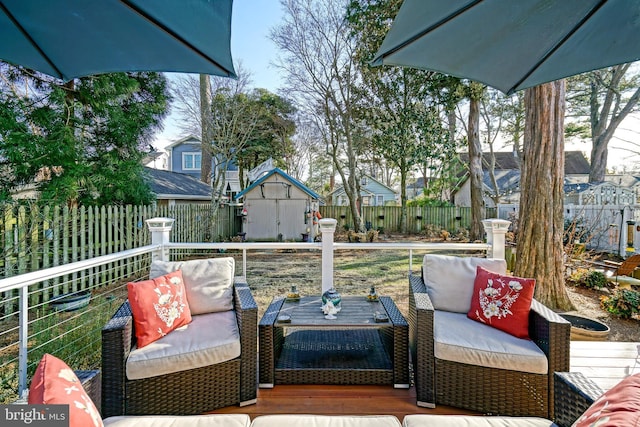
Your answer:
240,233 -> 640,342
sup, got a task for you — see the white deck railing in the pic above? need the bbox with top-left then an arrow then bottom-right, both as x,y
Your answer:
0,217 -> 509,401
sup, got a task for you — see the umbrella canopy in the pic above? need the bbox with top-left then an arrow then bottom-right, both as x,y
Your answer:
0,0 -> 236,81
373,0 -> 640,95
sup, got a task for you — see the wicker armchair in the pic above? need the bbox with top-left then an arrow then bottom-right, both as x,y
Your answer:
101,277 -> 257,417
409,258 -> 571,419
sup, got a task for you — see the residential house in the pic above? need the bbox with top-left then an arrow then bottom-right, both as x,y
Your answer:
327,175 -> 397,206
235,168 -> 321,241
164,135 -> 241,203
453,151 -> 591,208
142,150 -> 169,170
145,167 -> 212,207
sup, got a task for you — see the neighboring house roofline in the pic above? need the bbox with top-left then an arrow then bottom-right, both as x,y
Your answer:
164,134 -> 201,150
327,174 -> 397,197
145,167 -> 211,199
235,167 -> 321,200
153,193 -> 210,201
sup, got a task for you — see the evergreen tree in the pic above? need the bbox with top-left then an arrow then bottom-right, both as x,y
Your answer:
0,64 -> 170,205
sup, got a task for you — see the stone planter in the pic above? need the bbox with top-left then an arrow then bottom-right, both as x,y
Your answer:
560,314 -> 610,341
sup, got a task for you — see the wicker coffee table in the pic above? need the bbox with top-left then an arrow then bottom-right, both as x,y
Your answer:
258,295 -> 409,388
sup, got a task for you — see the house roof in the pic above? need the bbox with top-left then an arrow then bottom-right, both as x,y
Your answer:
164,134 -> 201,150
235,167 -> 321,200
145,167 -> 211,200
458,151 -> 590,175
327,174 -> 398,197
482,169 -> 521,195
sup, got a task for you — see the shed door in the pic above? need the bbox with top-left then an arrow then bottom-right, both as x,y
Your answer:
277,199 -> 302,241
245,199 -> 273,240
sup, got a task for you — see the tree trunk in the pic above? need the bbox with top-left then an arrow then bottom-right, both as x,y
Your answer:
468,97 -> 484,241
199,74 -> 213,185
515,81 -> 574,311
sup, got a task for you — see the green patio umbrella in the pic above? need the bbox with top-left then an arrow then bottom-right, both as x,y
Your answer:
372,0 -> 640,94
0,0 -> 236,80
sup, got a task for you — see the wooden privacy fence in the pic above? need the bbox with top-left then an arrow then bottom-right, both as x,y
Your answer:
320,206 -> 497,233
0,204 -> 240,314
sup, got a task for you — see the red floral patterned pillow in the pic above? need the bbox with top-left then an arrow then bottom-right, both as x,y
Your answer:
574,373 -> 640,426
28,353 -> 103,427
127,270 -> 192,348
467,266 -> 535,339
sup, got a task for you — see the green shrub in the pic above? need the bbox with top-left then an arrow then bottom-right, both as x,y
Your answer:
584,270 -> 607,288
568,269 -> 607,289
600,289 -> 640,319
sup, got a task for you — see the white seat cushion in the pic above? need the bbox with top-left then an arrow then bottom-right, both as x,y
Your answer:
403,414 -> 556,427
250,415 -> 402,427
126,310 -> 241,380
434,311 -> 548,374
422,254 -> 507,313
103,414 -> 251,427
150,258 -> 235,315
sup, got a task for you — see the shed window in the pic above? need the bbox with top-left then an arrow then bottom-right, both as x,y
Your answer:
183,152 -> 201,170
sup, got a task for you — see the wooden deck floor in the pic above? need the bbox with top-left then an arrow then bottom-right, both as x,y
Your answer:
570,340 -> 640,391
211,385 -> 476,422
208,341 -> 640,421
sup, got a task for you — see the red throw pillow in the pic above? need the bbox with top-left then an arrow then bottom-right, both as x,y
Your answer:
127,270 -> 192,348
28,353 -> 103,427
467,266 -> 535,339
574,373 -> 640,426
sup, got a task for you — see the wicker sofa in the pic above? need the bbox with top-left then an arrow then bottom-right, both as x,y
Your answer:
79,365 -> 607,427
101,259 -> 258,417
408,254 -> 571,419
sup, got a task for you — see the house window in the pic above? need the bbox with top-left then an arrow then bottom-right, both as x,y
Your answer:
376,195 -> 384,206
182,152 -> 201,170
362,196 -> 371,206
339,196 -> 347,206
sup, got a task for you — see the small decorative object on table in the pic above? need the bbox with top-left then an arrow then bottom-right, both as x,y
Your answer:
374,311 -> 389,323
322,287 -> 342,312
322,300 -> 338,320
286,285 -> 301,301
367,286 -> 378,301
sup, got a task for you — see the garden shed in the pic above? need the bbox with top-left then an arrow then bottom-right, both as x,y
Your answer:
235,168 -> 321,241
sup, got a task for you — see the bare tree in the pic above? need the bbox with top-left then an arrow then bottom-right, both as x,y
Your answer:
271,0 -> 366,232
200,75 -> 213,184
171,67 -> 260,240
172,62 -> 253,136
567,64 -> 640,182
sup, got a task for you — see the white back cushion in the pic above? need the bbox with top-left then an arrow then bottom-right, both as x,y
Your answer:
422,254 -> 507,313
150,258 -> 235,314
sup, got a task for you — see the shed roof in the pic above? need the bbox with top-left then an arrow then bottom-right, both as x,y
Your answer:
235,168 -> 321,200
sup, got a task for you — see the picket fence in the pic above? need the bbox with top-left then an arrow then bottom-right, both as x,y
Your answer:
321,205 -> 496,234
0,204 -> 241,313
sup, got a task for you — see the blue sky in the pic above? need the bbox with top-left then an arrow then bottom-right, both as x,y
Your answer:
153,0 -> 284,150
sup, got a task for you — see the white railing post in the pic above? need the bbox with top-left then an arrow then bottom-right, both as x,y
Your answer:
146,217 -> 175,261
482,218 -> 511,260
319,218 -> 338,293
18,287 -> 28,399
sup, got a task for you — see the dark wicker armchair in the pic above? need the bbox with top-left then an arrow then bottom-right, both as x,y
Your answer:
409,268 -> 571,419
101,277 -> 257,417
